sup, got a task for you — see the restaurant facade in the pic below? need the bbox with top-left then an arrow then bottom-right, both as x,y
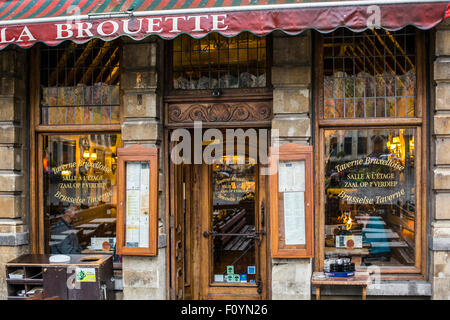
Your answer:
0,0 -> 450,300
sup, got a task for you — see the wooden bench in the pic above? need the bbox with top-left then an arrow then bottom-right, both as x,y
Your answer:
215,209 -> 247,248
311,271 -> 371,300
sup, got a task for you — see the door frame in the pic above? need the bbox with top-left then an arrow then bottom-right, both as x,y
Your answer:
167,128 -> 271,300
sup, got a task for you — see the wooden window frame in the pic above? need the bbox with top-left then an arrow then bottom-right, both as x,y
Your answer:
116,145 -> 159,256
29,42 -> 123,254
313,30 -> 427,278
270,143 -> 314,258
164,33 -> 273,99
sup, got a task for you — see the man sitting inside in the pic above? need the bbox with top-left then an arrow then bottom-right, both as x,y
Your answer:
50,204 -> 82,254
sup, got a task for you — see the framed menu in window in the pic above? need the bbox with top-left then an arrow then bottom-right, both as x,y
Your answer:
116,145 -> 159,256
270,143 -> 314,258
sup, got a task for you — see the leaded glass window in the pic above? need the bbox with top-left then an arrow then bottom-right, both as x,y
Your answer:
323,27 -> 416,119
172,33 -> 267,90
40,39 -> 121,125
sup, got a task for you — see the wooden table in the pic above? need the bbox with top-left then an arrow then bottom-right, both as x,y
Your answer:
311,272 -> 371,300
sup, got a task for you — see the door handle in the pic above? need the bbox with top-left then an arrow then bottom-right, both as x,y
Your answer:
203,231 -> 260,238
261,200 -> 265,228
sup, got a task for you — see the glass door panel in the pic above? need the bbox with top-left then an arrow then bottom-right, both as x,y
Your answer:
211,159 -> 258,285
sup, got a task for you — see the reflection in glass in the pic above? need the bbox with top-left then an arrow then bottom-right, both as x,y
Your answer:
323,27 -> 416,119
324,129 -> 416,267
211,157 -> 257,284
40,40 -> 121,125
43,134 -> 121,254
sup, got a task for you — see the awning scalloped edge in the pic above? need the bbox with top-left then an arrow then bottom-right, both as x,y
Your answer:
0,2 -> 448,51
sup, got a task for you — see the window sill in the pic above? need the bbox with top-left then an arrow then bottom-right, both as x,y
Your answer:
311,280 -> 431,297
366,280 -> 431,296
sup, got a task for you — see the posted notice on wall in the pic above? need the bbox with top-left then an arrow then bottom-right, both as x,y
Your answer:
283,192 -> 306,245
126,162 -> 150,248
278,161 -> 305,192
278,160 -> 306,245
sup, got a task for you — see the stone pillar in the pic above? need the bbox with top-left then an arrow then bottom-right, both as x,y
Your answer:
270,31 -> 312,300
121,38 -> 166,299
432,19 -> 450,300
0,47 -> 30,300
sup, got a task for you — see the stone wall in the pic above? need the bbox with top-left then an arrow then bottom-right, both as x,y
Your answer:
270,31 -> 312,300
120,38 -> 167,300
432,19 -> 450,300
0,47 -> 30,300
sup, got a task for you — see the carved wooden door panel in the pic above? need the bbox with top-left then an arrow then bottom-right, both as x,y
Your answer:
170,152 -> 185,300
167,102 -> 273,127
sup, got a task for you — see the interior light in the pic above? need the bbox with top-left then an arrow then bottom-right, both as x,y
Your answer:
409,137 -> 414,149
90,152 -> 97,161
83,151 -> 90,159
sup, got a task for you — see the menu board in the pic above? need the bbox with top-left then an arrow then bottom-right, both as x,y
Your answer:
283,191 -> 306,245
279,161 -> 305,192
279,160 -> 306,245
270,143 -> 313,258
125,162 -> 150,248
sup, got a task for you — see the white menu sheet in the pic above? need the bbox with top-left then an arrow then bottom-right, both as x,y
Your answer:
283,191 -> 306,245
126,162 -> 141,190
139,163 -> 150,248
125,162 -> 150,248
126,189 -> 140,247
278,161 -> 305,192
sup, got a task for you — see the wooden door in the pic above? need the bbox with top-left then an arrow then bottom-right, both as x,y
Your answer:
170,137 -> 269,300
169,161 -> 183,300
169,162 -> 199,300
197,162 -> 268,300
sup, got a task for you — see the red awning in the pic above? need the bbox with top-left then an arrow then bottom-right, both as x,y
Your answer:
0,1 -> 449,50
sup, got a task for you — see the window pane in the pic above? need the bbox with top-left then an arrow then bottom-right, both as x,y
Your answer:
324,128 -> 416,268
40,40 -> 121,125
211,159 -> 257,284
43,134 -> 121,254
172,33 -> 267,90
322,28 -> 416,119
